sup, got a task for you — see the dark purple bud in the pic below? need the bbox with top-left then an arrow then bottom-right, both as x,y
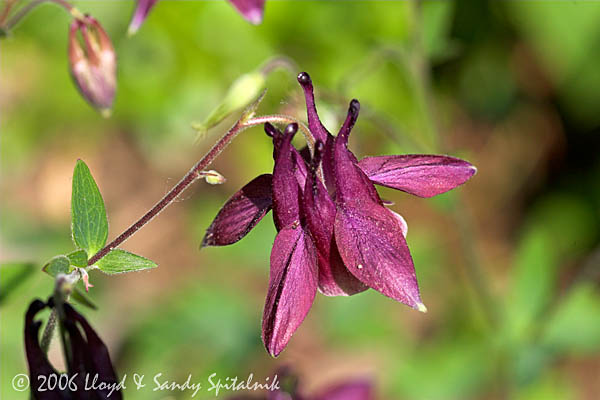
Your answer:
128,0 -> 159,35
228,0 -> 266,25
303,141 -> 367,296
359,154 -> 477,198
262,225 -> 318,357
202,174 -> 273,247
69,16 -> 116,116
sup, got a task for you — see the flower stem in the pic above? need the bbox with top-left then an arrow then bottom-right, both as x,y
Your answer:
259,56 -> 300,76
0,0 -> 17,26
1,0 -> 78,32
87,114 -> 306,267
247,114 -> 313,147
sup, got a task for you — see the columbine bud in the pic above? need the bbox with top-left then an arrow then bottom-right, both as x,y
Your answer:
69,16 -> 116,116
201,170 -> 226,185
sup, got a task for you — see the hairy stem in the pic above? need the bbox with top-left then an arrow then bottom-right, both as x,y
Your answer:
87,114 -> 309,266
248,114 -> 313,147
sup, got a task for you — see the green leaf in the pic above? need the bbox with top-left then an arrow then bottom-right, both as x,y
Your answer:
42,255 -> 71,277
507,227 -> 558,340
542,284 -> 600,354
71,288 -> 98,310
67,250 -> 88,268
71,160 -> 108,258
95,249 -> 157,274
0,262 -> 36,306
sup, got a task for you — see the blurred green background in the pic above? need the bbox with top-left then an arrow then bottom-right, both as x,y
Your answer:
2,1 -> 600,399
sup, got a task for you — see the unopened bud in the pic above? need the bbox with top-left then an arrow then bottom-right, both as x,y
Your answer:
69,16 -> 116,115
200,170 -> 226,185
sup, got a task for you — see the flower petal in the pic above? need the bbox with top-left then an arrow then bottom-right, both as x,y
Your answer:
334,206 -> 423,309
64,303 -> 122,399
128,0 -> 159,35
333,101 -> 424,310
269,123 -> 307,230
358,155 -> 477,198
202,174 -> 272,247
313,379 -> 373,400
265,122 -> 308,189
262,225 -> 318,357
228,0 -> 265,24
24,300 -> 61,399
333,100 -> 381,206
303,142 -> 367,296
389,209 -> 408,238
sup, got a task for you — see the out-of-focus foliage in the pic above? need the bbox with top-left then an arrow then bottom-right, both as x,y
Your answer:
1,1 -> 599,399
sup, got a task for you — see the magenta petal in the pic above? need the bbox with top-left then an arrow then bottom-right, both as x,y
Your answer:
303,142 -> 367,296
389,209 -> 408,238
313,380 -> 373,400
262,225 -> 318,357
333,101 -> 424,310
202,174 -> 272,247
271,124 -> 307,230
334,205 -> 423,309
228,0 -> 265,24
359,154 -> 477,198
128,0 -> 159,35
334,101 -> 382,207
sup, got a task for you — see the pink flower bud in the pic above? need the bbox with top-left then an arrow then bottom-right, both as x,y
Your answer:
69,17 -> 116,116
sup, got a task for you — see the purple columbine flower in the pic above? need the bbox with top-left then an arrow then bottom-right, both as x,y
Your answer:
203,72 -> 476,356
128,0 -> 265,35
25,299 -> 122,399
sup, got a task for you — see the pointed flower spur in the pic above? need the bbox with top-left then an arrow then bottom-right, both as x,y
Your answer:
203,72 -> 476,356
